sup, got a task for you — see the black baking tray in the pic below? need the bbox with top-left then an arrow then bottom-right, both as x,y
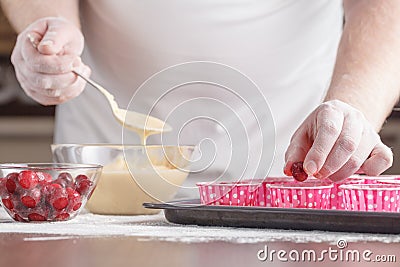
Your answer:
143,199 -> 400,234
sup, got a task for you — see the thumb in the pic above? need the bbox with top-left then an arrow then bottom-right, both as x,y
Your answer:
34,18 -> 83,56
37,26 -> 68,55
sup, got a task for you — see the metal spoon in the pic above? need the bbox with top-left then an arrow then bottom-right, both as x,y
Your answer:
73,70 -> 172,134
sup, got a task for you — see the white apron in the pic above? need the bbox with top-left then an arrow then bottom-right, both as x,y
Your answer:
55,0 -> 343,181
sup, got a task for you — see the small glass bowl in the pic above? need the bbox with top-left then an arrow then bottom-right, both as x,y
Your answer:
0,163 -> 102,222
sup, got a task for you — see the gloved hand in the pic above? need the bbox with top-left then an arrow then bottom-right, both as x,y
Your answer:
11,17 -> 90,105
284,100 -> 393,181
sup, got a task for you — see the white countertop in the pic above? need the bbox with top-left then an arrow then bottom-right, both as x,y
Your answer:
0,208 -> 399,244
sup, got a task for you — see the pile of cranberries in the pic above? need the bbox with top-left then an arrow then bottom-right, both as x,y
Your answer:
0,170 -> 93,222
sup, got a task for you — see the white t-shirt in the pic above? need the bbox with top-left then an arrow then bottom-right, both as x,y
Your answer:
55,0 -> 343,179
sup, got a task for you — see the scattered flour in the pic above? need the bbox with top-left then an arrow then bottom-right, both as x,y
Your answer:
0,208 -> 400,244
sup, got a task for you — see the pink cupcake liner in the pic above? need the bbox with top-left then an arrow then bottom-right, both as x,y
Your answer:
197,181 -> 263,206
268,179 -> 333,209
330,177 -> 364,210
261,177 -> 297,207
197,178 -> 297,207
248,179 -> 267,206
239,179 -> 266,206
198,176 -> 400,211
329,175 -> 400,210
339,184 -> 400,212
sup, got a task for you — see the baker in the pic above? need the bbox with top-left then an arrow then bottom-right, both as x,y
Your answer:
1,0 -> 397,181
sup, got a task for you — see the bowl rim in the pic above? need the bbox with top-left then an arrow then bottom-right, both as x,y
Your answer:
0,163 -> 102,170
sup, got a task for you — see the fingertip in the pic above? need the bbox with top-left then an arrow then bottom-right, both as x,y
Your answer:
283,168 -> 291,176
361,166 -> 382,177
326,169 -> 354,182
362,144 -> 393,176
283,162 -> 292,176
354,168 -> 365,175
314,173 -> 324,179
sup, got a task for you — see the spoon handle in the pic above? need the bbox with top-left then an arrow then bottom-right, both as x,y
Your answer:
73,70 -> 119,110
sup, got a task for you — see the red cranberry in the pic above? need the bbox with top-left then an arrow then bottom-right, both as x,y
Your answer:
2,197 -> 14,210
21,197 -> 36,208
20,188 -> 41,208
54,172 -> 74,188
47,186 -> 69,211
26,205 -> 50,221
5,173 -> 18,193
18,171 -> 39,189
42,183 -> 62,202
66,187 -> 82,212
75,175 -> 92,195
47,183 -> 62,190
6,179 -> 16,194
36,171 -> 52,184
291,162 -> 308,182
28,213 -> 46,221
55,213 -> 70,221
53,197 -> 69,210
73,203 -> 82,211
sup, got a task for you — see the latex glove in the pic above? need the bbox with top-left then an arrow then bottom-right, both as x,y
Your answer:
11,17 -> 90,105
284,100 -> 393,181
